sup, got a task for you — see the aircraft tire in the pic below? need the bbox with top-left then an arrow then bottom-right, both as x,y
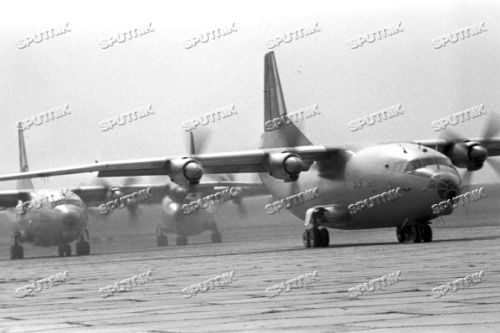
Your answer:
396,226 -> 405,243
405,226 -> 418,243
319,228 -> 330,247
176,235 -> 188,246
303,230 -> 311,248
421,224 -> 433,242
157,234 -> 168,247
10,245 -> 24,260
64,244 -> 72,256
211,231 -> 222,243
310,228 -> 322,248
59,244 -> 71,257
76,241 -> 90,255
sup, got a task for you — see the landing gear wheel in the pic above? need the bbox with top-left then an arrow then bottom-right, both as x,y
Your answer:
176,235 -> 188,246
319,228 -> 330,247
157,234 -> 168,247
211,231 -> 222,243
76,240 -> 90,255
396,226 -> 405,243
397,225 -> 424,243
413,225 -> 422,243
303,230 -> 311,248
76,232 -> 90,255
10,233 -> 24,260
58,244 -> 71,257
421,224 -> 433,242
10,244 -> 24,260
309,228 -> 323,248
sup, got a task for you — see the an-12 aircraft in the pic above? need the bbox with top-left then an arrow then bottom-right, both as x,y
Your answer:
1,51 -> 499,249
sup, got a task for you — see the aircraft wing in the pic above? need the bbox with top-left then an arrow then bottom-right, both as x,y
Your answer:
415,138 -> 500,156
71,181 -> 269,206
0,145 -> 346,181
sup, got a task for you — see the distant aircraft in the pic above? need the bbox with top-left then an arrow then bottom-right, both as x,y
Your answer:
0,129 -> 144,259
113,133 -> 267,247
1,52 -> 500,248
136,178 -> 265,247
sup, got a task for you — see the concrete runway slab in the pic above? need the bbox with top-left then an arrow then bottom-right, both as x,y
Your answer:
1,224 -> 499,332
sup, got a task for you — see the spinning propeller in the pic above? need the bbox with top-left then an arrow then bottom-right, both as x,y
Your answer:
441,113 -> 500,186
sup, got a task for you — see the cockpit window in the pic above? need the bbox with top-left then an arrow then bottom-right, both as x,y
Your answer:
404,157 -> 452,172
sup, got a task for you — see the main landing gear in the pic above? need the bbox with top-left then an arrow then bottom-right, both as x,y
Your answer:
10,232 -> 24,260
76,229 -> 90,256
58,243 -> 71,257
176,235 -> 188,246
396,224 -> 432,243
303,213 -> 330,248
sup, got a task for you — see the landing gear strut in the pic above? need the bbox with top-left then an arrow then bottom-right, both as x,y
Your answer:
396,224 -> 432,243
58,244 -> 71,257
156,225 -> 168,247
303,212 -> 330,248
76,229 -> 90,256
10,232 -> 24,260
210,222 -> 222,243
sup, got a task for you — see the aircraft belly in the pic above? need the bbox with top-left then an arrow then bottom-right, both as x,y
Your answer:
167,209 -> 214,236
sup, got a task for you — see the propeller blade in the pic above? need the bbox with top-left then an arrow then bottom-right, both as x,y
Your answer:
460,170 -> 474,187
482,112 -> 500,140
486,158 -> 500,178
441,128 -> 464,143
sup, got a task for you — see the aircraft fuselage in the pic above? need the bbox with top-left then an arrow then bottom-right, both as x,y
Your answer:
13,190 -> 88,247
260,142 -> 461,229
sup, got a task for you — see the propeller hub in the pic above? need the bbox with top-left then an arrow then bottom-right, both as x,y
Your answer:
469,144 -> 488,165
284,156 -> 304,174
183,161 -> 203,183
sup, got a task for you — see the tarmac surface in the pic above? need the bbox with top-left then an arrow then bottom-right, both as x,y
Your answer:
1,224 -> 500,332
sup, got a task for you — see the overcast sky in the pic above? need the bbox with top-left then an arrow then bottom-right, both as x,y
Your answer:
0,0 -> 499,190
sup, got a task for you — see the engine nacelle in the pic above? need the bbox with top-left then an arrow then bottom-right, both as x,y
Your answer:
449,141 -> 488,171
267,152 -> 306,181
105,187 -> 124,201
167,157 -> 203,185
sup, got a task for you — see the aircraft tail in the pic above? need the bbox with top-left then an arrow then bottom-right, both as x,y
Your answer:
259,52 -> 312,149
17,128 -> 34,190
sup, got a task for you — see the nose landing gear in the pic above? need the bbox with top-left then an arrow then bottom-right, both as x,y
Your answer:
10,232 -> 24,260
156,225 -> 168,247
210,222 -> 222,243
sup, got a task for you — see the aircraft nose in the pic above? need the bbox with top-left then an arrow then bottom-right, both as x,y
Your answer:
55,204 -> 85,228
428,172 -> 460,200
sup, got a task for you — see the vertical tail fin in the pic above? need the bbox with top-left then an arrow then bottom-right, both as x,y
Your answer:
17,128 -> 34,190
260,52 -> 312,149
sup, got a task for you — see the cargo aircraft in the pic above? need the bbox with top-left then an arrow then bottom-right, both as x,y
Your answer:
0,128 -> 116,259
110,131 -> 267,247
1,52 -> 499,248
